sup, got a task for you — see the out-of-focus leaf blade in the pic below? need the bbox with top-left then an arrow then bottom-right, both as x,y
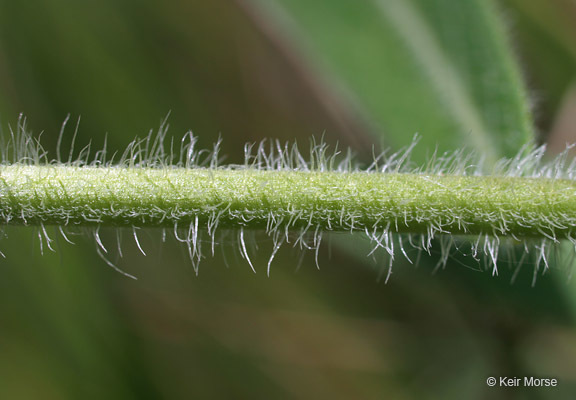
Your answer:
502,0 -> 576,138
246,0 -> 535,162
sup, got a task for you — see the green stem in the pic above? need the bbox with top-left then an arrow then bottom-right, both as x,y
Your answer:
1,165 -> 574,240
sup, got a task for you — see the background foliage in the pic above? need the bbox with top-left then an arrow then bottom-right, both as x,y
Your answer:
0,0 -> 575,398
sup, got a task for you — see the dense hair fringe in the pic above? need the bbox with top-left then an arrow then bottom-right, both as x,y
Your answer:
2,114 -> 575,284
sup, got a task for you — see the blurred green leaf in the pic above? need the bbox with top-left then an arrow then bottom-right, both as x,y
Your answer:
502,0 -> 576,135
246,0 -> 535,162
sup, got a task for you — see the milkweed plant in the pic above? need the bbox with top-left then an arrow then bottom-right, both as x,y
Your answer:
1,115 -> 575,284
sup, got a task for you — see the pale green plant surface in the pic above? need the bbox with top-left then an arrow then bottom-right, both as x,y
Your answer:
3,163 -> 576,238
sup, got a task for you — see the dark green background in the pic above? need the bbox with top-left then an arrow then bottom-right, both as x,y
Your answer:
0,0 -> 575,398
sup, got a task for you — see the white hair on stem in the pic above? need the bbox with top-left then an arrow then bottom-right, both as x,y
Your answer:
1,116 -> 576,284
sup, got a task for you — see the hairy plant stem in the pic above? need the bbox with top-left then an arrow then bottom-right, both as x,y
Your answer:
0,165 -> 574,240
